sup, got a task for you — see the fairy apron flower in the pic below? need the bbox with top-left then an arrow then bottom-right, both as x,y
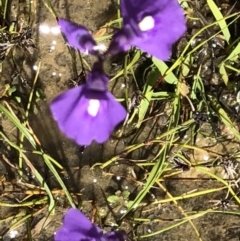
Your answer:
108,0 -> 186,60
50,62 -> 127,146
54,208 -> 126,241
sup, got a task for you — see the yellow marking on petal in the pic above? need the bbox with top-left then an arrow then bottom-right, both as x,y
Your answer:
87,99 -> 100,117
138,16 -> 155,31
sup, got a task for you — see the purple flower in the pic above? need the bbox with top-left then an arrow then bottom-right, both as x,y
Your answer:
54,208 -> 126,241
108,0 -> 186,60
50,62 -> 127,146
58,18 -> 97,54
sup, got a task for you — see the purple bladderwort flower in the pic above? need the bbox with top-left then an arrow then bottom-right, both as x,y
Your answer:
50,62 -> 127,146
108,0 -> 186,60
54,208 -> 126,241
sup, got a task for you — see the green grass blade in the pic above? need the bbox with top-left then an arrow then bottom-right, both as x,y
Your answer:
42,0 -> 58,18
209,95 -> 240,141
0,132 -> 55,212
136,67 -> 160,127
42,155 -> 76,208
110,50 -> 141,81
152,57 -> 178,84
0,104 -> 36,147
139,219 -> 189,238
196,166 -> 240,205
122,146 -> 167,217
0,105 -> 75,208
225,42 -> 240,62
207,0 -> 231,42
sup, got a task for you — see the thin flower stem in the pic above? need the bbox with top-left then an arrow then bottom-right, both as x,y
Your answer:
18,61 -> 41,176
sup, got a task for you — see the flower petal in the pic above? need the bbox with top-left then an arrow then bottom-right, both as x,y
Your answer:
103,230 -> 127,241
54,208 -> 102,241
86,62 -> 108,91
58,18 -> 97,54
84,91 -> 126,144
109,0 -> 186,60
50,86 -> 126,146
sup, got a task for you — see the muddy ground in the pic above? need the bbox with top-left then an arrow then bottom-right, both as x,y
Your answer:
0,0 -> 240,240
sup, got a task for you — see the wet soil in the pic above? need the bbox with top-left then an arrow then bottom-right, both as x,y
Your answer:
0,0 -> 240,241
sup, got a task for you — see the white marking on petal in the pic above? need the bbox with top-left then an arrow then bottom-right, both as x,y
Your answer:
93,43 -> 107,52
138,16 -> 155,31
87,99 -> 100,117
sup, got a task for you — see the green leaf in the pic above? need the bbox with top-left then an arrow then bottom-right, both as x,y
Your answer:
107,195 -> 119,203
136,67 -> 160,127
0,104 -> 37,147
123,146 -> 167,216
110,50 -> 141,82
209,95 -> 240,141
151,92 -> 174,100
152,57 -> 178,84
225,42 -> 240,62
8,85 -> 17,95
122,190 -> 130,199
126,201 -> 138,209
219,63 -> 228,85
219,42 -> 240,86
207,0 -> 231,43
0,104 -> 76,209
